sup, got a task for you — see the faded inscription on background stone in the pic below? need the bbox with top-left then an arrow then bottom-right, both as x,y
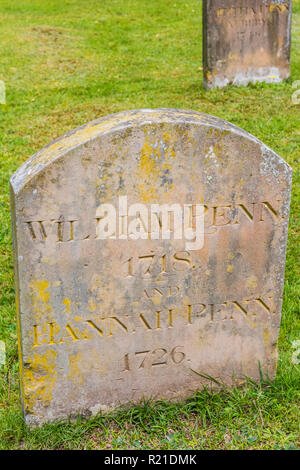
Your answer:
203,0 -> 292,88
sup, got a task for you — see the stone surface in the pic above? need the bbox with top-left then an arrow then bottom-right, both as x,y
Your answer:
10,109 -> 292,425
203,0 -> 292,89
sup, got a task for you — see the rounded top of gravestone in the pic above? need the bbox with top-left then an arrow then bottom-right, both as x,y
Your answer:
10,109 -> 292,195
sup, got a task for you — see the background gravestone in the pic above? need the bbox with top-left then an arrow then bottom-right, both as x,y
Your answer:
203,0 -> 292,89
10,109 -> 292,425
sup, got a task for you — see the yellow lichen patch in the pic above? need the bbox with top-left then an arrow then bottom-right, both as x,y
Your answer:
228,252 -> 234,260
137,183 -> 154,203
29,280 -> 52,322
245,317 -> 257,330
205,70 -> 211,82
213,144 -> 224,159
227,52 -> 239,61
137,128 -> 177,202
91,273 -> 102,293
41,257 -> 55,265
182,129 -> 196,147
67,351 -> 107,393
81,327 -> 94,341
227,265 -> 234,273
63,297 -> 71,313
162,132 -> 176,159
67,353 -> 85,385
138,137 -> 160,202
246,276 -> 258,289
90,350 -> 107,376
23,350 -> 57,412
264,330 -> 270,348
140,140 -> 158,174
87,298 -> 97,312
30,280 -> 50,303
151,296 -> 162,306
73,316 -> 83,322
270,4 -> 288,13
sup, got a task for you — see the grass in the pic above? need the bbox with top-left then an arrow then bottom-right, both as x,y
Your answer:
0,0 -> 299,450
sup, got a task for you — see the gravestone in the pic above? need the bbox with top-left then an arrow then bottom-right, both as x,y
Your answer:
10,109 -> 292,425
203,0 -> 292,89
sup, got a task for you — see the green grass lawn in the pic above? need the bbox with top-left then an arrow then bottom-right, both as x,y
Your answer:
0,0 -> 299,450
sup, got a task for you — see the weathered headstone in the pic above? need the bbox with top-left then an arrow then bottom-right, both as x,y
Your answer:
11,109 -> 292,425
203,0 -> 292,89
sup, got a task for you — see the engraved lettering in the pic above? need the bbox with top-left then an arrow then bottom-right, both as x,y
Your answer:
59,324 -> 80,343
173,251 -> 191,270
151,348 -> 168,366
86,319 -> 104,337
26,221 -> 48,241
